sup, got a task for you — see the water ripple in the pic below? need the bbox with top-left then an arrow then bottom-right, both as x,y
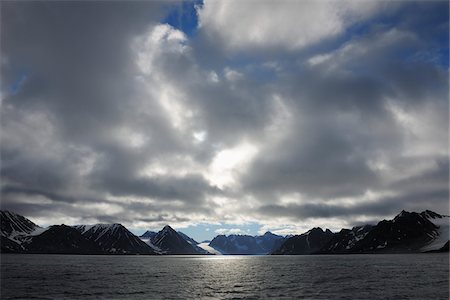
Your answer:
1,254 -> 448,299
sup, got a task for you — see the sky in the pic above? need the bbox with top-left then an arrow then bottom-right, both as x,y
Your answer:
1,0 -> 448,242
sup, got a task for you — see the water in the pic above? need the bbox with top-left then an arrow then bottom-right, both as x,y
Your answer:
1,254 -> 448,299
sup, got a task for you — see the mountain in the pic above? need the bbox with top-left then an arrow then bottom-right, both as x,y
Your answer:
209,234 -> 263,254
0,210 -> 43,253
74,224 -> 156,254
139,230 -> 160,252
347,210 -> 446,253
26,225 -> 104,254
177,231 -> 209,254
1,211 -> 156,254
178,231 -> 198,245
272,227 -> 334,255
420,210 -> 449,252
197,242 -> 223,255
2,209 -> 448,255
1,235 -> 24,253
318,225 -> 373,254
209,232 -> 285,255
1,210 -> 39,238
256,232 -> 286,253
140,230 -> 157,239
276,209 -> 450,255
151,225 -> 207,254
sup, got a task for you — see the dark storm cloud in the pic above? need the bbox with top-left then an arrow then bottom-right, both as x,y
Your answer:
1,185 -> 80,204
90,171 -> 218,203
390,157 -> 449,192
258,189 -> 449,221
1,1 -> 448,231
2,1 -> 168,142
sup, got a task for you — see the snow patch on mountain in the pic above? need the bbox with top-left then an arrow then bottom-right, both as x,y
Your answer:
1,210 -> 46,244
140,237 -> 163,253
198,242 -> 223,255
421,214 -> 450,252
73,225 -> 94,234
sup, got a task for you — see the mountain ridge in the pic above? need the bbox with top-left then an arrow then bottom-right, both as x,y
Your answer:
148,225 -> 208,254
1,209 -> 448,255
209,232 -> 286,254
272,210 -> 449,254
73,223 -> 156,254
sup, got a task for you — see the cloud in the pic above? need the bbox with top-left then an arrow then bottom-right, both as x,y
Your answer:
1,1 -> 448,235
215,228 -> 244,235
239,18 -> 448,210
197,0 -> 387,52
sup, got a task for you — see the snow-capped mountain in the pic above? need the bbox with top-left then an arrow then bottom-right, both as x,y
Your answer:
74,224 -> 156,254
0,210 -> 46,252
1,210 -> 38,238
272,227 -> 334,255
1,209 -> 448,255
150,225 -> 208,254
348,210 -> 445,253
272,210 -> 449,254
419,210 -> 449,252
209,232 -> 286,255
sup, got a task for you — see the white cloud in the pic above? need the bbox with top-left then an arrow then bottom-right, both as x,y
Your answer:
193,130 -> 207,143
306,28 -> 417,71
134,23 -> 188,76
198,0 -> 385,52
133,23 -> 197,132
215,228 -> 244,235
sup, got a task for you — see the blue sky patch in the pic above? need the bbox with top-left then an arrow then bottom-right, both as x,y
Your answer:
134,221 -> 263,243
163,0 -> 202,37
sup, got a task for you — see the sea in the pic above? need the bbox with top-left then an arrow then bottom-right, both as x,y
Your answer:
1,253 -> 448,299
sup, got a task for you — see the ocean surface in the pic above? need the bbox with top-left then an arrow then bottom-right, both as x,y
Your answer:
1,254 -> 448,299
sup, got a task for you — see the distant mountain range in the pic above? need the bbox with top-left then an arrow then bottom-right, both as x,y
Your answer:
1,210 -> 448,255
208,231 -> 286,254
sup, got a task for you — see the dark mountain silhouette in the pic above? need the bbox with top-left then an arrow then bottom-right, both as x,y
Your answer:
256,232 -> 286,253
151,225 -> 207,254
318,225 -> 373,254
209,232 -> 285,254
272,227 -> 334,255
140,230 -> 157,239
26,225 -> 104,254
74,224 -> 156,254
177,231 -> 209,254
272,210 -> 449,254
1,209 -> 448,255
349,210 -> 443,253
